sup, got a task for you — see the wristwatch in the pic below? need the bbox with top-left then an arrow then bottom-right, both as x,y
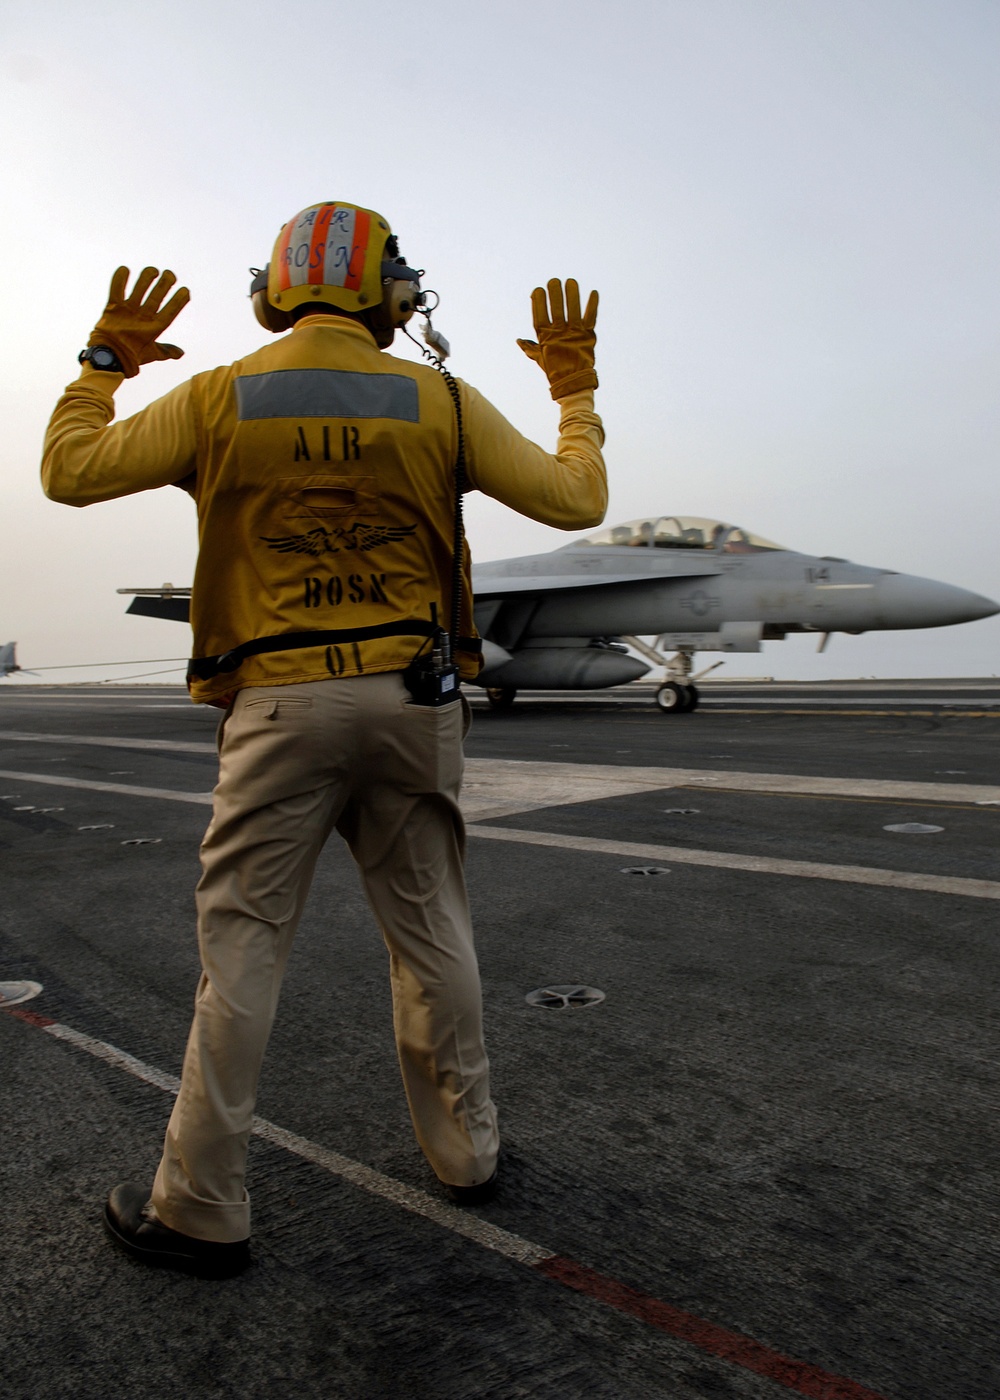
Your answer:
78,345 -> 124,373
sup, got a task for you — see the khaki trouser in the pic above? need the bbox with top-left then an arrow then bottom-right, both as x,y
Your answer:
150,673 -> 498,1242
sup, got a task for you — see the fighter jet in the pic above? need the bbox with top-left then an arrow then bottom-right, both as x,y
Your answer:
468,514 -> 999,711
119,514 -> 999,714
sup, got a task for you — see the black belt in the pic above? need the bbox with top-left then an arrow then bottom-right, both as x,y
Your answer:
188,622 -> 482,682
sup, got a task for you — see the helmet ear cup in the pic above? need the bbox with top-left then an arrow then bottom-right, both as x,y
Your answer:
385,277 -> 421,328
249,264 -> 292,333
252,287 -> 292,333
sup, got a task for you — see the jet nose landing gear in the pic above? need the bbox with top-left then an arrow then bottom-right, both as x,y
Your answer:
655,681 -> 699,713
621,638 -> 716,714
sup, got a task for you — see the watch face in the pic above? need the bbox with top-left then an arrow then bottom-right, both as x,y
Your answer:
92,348 -> 117,369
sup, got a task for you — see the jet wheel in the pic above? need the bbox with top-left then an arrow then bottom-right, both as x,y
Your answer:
486,686 -> 517,711
656,682 -> 694,713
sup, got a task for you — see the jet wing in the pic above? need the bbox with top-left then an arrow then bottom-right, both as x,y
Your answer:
471,564 -> 722,599
119,557 -> 726,619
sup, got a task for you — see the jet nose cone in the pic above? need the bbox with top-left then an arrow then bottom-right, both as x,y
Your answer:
967,592 -> 1000,622
876,573 -> 1000,629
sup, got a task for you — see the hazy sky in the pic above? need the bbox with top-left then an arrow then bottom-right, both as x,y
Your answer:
2,0 -> 997,683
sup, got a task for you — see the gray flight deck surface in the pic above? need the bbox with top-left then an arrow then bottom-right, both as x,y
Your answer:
1,680 -> 998,1400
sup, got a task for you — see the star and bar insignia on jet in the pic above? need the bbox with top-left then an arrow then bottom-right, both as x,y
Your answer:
260,522 -> 418,556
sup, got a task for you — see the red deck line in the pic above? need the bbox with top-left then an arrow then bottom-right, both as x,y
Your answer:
4,1005 -> 55,1028
535,1257 -> 888,1400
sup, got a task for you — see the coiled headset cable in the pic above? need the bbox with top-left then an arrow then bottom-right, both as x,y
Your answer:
403,323 -> 467,660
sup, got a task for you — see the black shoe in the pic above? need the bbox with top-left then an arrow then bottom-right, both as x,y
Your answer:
103,1183 -> 251,1278
442,1165 -> 499,1207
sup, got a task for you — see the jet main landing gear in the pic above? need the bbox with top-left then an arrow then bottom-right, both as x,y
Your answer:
486,686 -> 518,711
655,681 -> 699,713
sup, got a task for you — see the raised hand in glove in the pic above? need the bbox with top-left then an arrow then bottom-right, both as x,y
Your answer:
516,277 -> 599,401
88,266 -> 190,378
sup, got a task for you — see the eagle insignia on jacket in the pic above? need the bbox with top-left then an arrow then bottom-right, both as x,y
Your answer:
260,521 -> 418,556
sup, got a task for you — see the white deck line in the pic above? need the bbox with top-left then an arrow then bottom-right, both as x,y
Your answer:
0,770 -> 214,805
465,826 -> 1000,901
698,698 -> 1000,707
462,757 -> 1000,811
2,734 -> 999,805
1,767 -> 994,899
41,1021 -> 551,1267
0,729 -> 216,755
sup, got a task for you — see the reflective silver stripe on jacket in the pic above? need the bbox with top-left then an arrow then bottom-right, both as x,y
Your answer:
235,370 -> 420,422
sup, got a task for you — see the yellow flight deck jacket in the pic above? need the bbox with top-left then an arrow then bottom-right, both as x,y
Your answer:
42,315 -> 607,705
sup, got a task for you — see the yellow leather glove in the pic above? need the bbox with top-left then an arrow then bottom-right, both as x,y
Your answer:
88,266 -> 190,378
516,278 -> 599,400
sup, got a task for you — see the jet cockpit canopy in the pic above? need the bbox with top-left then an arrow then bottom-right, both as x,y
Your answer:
569,515 -> 786,553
